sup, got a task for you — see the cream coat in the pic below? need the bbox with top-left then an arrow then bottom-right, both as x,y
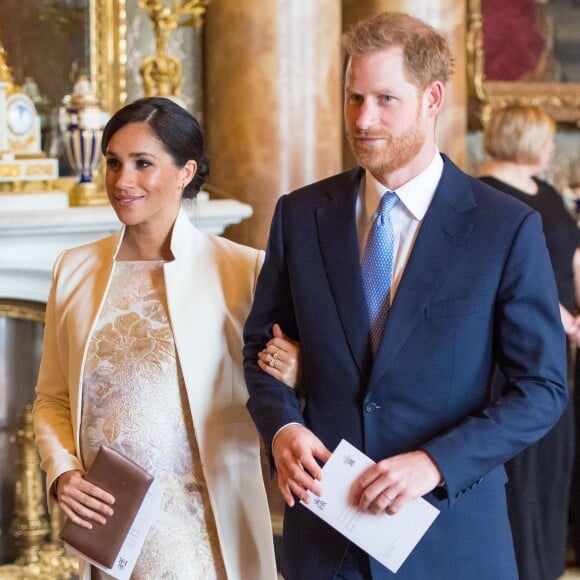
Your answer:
33,209 -> 277,580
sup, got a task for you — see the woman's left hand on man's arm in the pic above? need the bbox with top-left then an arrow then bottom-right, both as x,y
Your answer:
258,323 -> 303,392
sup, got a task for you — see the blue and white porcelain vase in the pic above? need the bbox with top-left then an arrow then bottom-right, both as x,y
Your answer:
61,76 -> 109,206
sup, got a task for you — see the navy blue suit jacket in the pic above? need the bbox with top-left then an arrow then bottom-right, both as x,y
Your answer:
243,156 -> 568,579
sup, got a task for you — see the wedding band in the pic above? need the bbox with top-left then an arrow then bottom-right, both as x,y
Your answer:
269,358 -> 276,368
272,349 -> 280,360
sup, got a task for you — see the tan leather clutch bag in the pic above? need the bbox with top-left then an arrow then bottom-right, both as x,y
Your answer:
60,445 -> 154,569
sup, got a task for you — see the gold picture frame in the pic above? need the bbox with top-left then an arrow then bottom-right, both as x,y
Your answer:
93,0 -> 128,114
467,0 -> 580,128
0,0 -> 127,116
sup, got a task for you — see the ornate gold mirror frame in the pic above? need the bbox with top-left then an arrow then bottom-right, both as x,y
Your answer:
467,0 -> 580,128
93,0 -> 127,114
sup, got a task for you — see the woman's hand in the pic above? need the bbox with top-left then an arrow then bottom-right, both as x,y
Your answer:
56,469 -> 115,529
560,303 -> 580,346
258,323 -> 303,392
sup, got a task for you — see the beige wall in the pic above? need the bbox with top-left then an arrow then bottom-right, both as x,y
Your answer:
204,2 -> 343,249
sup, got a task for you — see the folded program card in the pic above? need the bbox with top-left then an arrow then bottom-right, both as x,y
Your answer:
60,445 -> 163,579
301,439 -> 440,574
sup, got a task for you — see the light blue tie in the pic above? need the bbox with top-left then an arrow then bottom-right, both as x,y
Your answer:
361,191 -> 399,356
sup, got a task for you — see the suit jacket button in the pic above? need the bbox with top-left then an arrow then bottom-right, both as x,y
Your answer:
365,402 -> 377,413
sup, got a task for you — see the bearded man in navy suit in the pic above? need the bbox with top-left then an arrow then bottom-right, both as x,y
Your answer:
243,11 -> 568,580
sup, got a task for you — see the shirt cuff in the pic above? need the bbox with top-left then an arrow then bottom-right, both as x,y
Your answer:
271,422 -> 303,453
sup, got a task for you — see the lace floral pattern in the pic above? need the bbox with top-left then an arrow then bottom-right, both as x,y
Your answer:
84,311 -> 174,376
81,261 -> 226,579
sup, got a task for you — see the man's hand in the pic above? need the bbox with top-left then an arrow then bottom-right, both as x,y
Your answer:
56,469 -> 115,529
351,450 -> 442,515
272,424 -> 332,507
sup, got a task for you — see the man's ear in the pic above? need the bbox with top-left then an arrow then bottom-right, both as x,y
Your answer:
424,81 -> 445,117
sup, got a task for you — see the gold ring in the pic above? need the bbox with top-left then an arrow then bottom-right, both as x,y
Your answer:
272,349 -> 280,360
268,358 -> 276,368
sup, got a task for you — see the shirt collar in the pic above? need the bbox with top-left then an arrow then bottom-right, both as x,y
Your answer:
364,149 -> 444,221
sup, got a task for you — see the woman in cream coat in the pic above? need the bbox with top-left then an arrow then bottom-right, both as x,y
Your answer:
33,97 -> 277,579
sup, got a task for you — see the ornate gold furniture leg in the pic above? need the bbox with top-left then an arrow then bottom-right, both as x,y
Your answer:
0,405 -> 78,579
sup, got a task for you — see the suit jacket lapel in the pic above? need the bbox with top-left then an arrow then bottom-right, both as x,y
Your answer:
369,157 -> 477,388
316,167 -> 372,375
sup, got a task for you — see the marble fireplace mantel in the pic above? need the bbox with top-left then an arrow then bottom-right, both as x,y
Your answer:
0,197 -> 253,303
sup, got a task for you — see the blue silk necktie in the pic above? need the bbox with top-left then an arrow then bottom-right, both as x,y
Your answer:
361,191 -> 399,356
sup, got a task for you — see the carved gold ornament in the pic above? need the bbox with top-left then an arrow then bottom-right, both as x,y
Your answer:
0,406 -> 78,579
138,0 -> 210,97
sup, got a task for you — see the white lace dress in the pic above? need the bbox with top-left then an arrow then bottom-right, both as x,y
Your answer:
80,260 -> 226,580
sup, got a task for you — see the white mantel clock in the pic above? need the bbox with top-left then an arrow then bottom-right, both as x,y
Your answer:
6,92 -> 37,144
0,81 -> 41,154
0,80 -> 58,184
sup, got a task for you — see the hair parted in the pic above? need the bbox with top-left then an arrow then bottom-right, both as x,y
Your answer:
483,105 -> 556,165
101,97 -> 209,199
342,11 -> 454,89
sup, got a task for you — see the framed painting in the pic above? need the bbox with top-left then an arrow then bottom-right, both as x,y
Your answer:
467,0 -> 580,127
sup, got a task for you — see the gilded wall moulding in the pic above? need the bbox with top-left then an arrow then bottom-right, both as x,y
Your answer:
0,301 -> 45,323
94,0 -> 128,114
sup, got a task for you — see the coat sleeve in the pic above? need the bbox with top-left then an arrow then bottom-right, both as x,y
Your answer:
32,252 -> 83,506
243,196 -> 304,457
422,211 -> 569,502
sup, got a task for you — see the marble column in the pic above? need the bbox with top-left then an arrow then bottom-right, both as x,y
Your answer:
342,0 -> 468,169
204,2 -> 343,249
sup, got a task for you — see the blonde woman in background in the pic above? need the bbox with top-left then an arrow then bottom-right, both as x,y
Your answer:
479,104 -> 580,580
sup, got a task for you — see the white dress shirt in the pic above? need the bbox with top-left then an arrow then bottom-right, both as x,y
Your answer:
357,150 -> 444,303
